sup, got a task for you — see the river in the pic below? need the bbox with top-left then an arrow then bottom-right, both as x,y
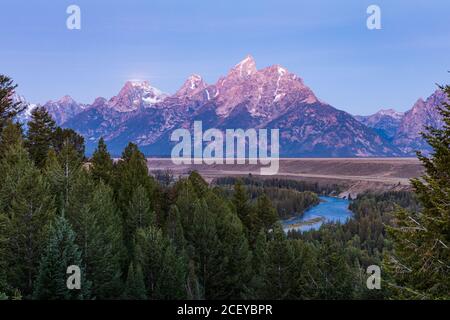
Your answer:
282,196 -> 353,232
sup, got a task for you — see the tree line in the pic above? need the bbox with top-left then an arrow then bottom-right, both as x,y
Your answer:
0,75 -> 448,300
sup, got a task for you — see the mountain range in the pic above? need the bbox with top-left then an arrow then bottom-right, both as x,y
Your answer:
14,56 -> 446,157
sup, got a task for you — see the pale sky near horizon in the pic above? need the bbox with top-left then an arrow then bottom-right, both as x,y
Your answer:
0,0 -> 449,115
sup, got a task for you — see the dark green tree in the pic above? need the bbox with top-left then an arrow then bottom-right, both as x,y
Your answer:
52,127 -> 85,162
233,180 -> 252,228
123,185 -> 154,263
91,137 -> 114,184
136,226 -> 187,299
264,225 -> 297,299
190,199 -> 219,296
288,240 -> 321,299
175,178 -> 199,240
25,106 -> 56,168
0,212 -> 8,293
45,141 -> 90,216
123,262 -> 147,300
0,120 -> 23,157
127,185 -> 155,232
248,229 -> 268,298
76,182 -> 124,299
33,215 -> 89,300
255,194 -> 278,231
205,192 -> 252,299
186,260 -> 203,300
316,235 -> 355,299
114,143 -> 155,215
385,85 -> 450,299
0,75 -> 25,135
187,171 -> 209,197
0,140 -> 55,296
164,204 -> 186,252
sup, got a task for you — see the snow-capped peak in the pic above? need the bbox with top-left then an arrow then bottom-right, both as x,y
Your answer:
109,80 -> 167,112
11,94 -> 37,123
188,74 -> 203,89
128,80 -> 150,87
277,66 -> 287,76
122,80 -> 164,97
232,55 -> 257,77
175,74 -> 207,99
376,108 -> 404,119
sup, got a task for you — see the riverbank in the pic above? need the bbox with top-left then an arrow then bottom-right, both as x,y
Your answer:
282,196 -> 353,232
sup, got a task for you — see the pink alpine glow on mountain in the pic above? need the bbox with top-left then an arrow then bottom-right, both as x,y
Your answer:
14,56 -> 446,157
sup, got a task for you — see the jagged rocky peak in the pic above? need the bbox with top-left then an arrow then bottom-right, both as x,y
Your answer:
187,74 -> 205,89
261,64 -> 317,104
213,55 -> 318,117
396,89 -> 446,142
91,97 -> 107,108
375,108 -> 404,119
261,64 -> 290,77
109,80 -> 167,112
41,95 -> 86,126
18,56 -> 444,157
13,94 -> 37,124
56,95 -> 75,104
118,80 -> 159,97
175,74 -> 208,98
229,54 -> 257,77
409,98 -> 426,114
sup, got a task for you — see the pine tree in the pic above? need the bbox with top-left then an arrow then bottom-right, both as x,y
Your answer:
44,149 -> 67,211
52,127 -> 85,162
0,212 -> 8,293
0,120 -> 23,157
164,204 -> 186,252
124,262 -> 147,300
190,199 -> 219,294
26,106 -> 56,168
186,259 -> 203,300
187,171 -> 209,197
255,194 -> 278,231
127,185 -> 155,232
292,240 -> 322,299
123,185 -> 154,263
76,182 -> 124,299
136,226 -> 187,299
316,234 -> 354,299
233,180 -> 252,228
264,224 -> 297,299
0,140 -> 56,296
114,143 -> 155,215
33,215 -> 89,300
175,178 -> 200,241
385,85 -> 450,299
248,229 -> 268,298
245,194 -> 278,246
205,192 -> 252,299
0,75 -> 25,135
91,137 -> 114,184
45,141 -> 90,216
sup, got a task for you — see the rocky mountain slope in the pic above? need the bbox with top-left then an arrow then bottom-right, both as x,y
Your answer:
355,90 -> 446,154
14,56 -> 445,157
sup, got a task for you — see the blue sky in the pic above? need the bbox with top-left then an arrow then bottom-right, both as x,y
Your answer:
0,0 -> 449,115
